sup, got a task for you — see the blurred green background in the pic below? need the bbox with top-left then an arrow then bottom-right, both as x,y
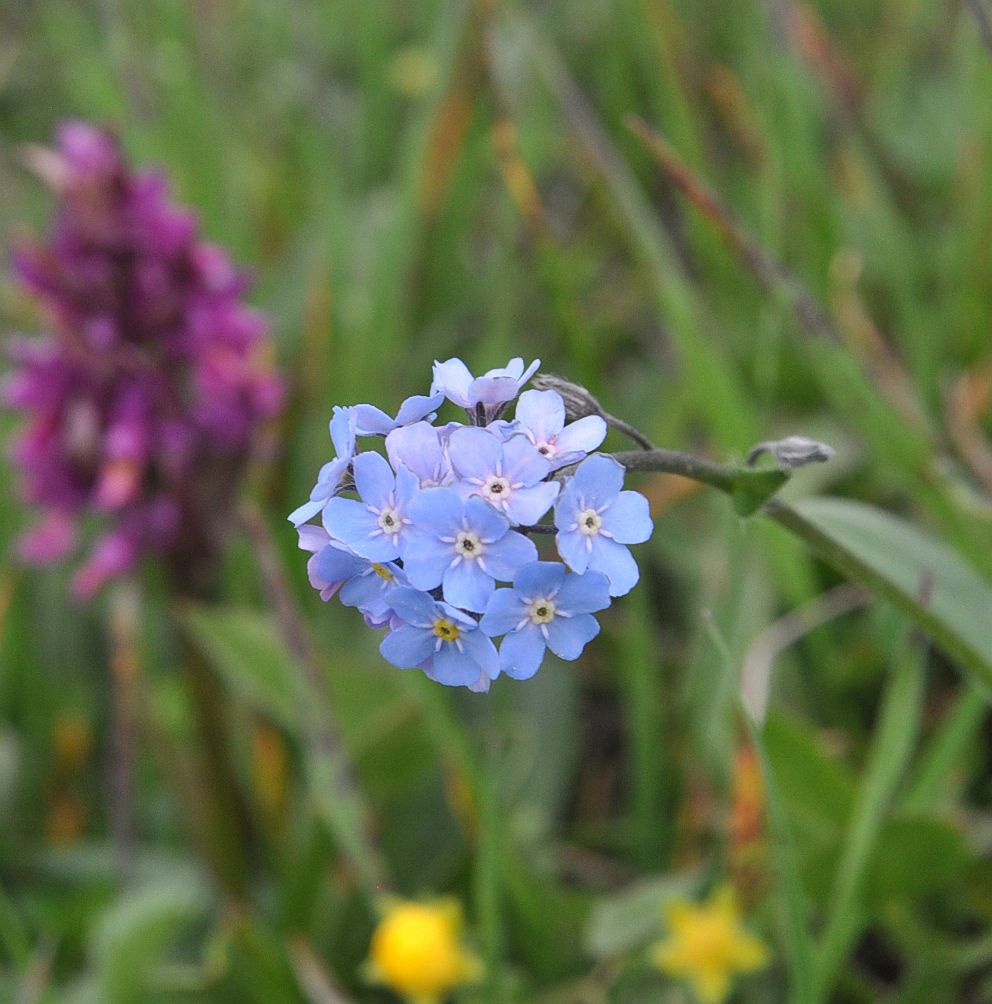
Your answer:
3,0 -> 992,1001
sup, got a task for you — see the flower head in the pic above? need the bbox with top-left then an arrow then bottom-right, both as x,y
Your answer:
648,886 -> 768,1004
4,122 -> 282,598
480,561 -> 611,678
367,897 -> 482,1003
554,454 -> 653,596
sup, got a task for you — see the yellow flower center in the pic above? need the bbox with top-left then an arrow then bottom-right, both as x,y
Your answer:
433,618 -> 460,642
371,563 -> 395,581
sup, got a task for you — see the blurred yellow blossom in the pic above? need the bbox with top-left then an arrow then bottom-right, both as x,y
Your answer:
649,885 -> 768,1003
367,897 -> 481,1003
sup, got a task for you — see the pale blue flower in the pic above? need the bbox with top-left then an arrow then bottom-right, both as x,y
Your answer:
322,451 -> 419,561
554,454 -> 653,596
401,488 -> 537,612
431,356 -> 540,422
480,561 -> 610,679
447,426 -> 559,525
380,586 -> 500,689
515,389 -> 607,471
315,541 -> 406,621
385,421 -> 454,488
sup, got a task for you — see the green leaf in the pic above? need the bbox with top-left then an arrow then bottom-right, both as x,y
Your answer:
731,467 -> 790,516
584,872 -> 700,959
91,879 -> 210,1004
769,498 -> 992,692
177,605 -> 301,732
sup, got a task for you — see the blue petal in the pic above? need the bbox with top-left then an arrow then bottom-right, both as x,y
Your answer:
387,586 -> 438,627
555,569 -> 611,614
322,497 -> 378,545
555,528 -> 592,574
353,404 -> 395,436
297,524 -> 330,554
498,627 -> 546,680
443,559 -> 494,612
602,490 -> 653,544
545,612 -> 599,660
504,482 -> 559,526
501,434 -> 552,487
407,487 -> 463,536
479,588 -> 528,636
431,642 -> 488,687
380,625 -> 435,668
515,389 -> 564,442
288,496 -> 326,527
353,451 -> 395,507
329,406 -> 356,459
554,415 -> 607,455
512,560 -> 566,599
395,392 -> 444,425
459,629 -> 500,680
571,454 -> 624,508
431,358 -> 474,407
448,427 -> 502,482
468,375 -> 519,406
339,570 -> 387,610
481,530 -> 537,581
386,422 -> 445,483
315,545 -> 366,584
588,538 -> 640,596
400,531 -> 452,591
464,496 -> 509,542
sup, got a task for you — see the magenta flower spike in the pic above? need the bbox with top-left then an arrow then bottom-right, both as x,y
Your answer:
3,122 -> 283,599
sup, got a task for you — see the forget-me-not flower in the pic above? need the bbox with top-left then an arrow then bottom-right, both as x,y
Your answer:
480,561 -> 611,679
515,389 -> 608,471
402,488 -> 537,611
288,406 -> 356,527
431,357 -> 540,422
380,586 -> 500,688
447,426 -> 559,525
323,451 -> 419,561
554,454 -> 653,596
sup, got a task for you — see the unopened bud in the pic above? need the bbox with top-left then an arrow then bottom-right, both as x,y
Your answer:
531,373 -> 604,422
746,436 -> 835,470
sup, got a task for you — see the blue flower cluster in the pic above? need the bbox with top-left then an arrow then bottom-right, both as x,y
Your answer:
290,358 -> 653,691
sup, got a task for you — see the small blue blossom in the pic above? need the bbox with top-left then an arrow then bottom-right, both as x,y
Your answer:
515,389 -> 608,471
554,454 -> 653,597
431,356 -> 540,422
385,421 -> 455,488
288,406 -> 356,526
315,541 -> 406,621
480,561 -> 611,679
380,586 -> 500,689
447,426 -> 560,525
402,488 -> 537,612
352,392 -> 445,437
322,451 -> 419,561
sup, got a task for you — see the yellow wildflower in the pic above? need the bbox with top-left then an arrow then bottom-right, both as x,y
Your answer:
648,885 -> 768,1004
367,898 -> 482,1004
